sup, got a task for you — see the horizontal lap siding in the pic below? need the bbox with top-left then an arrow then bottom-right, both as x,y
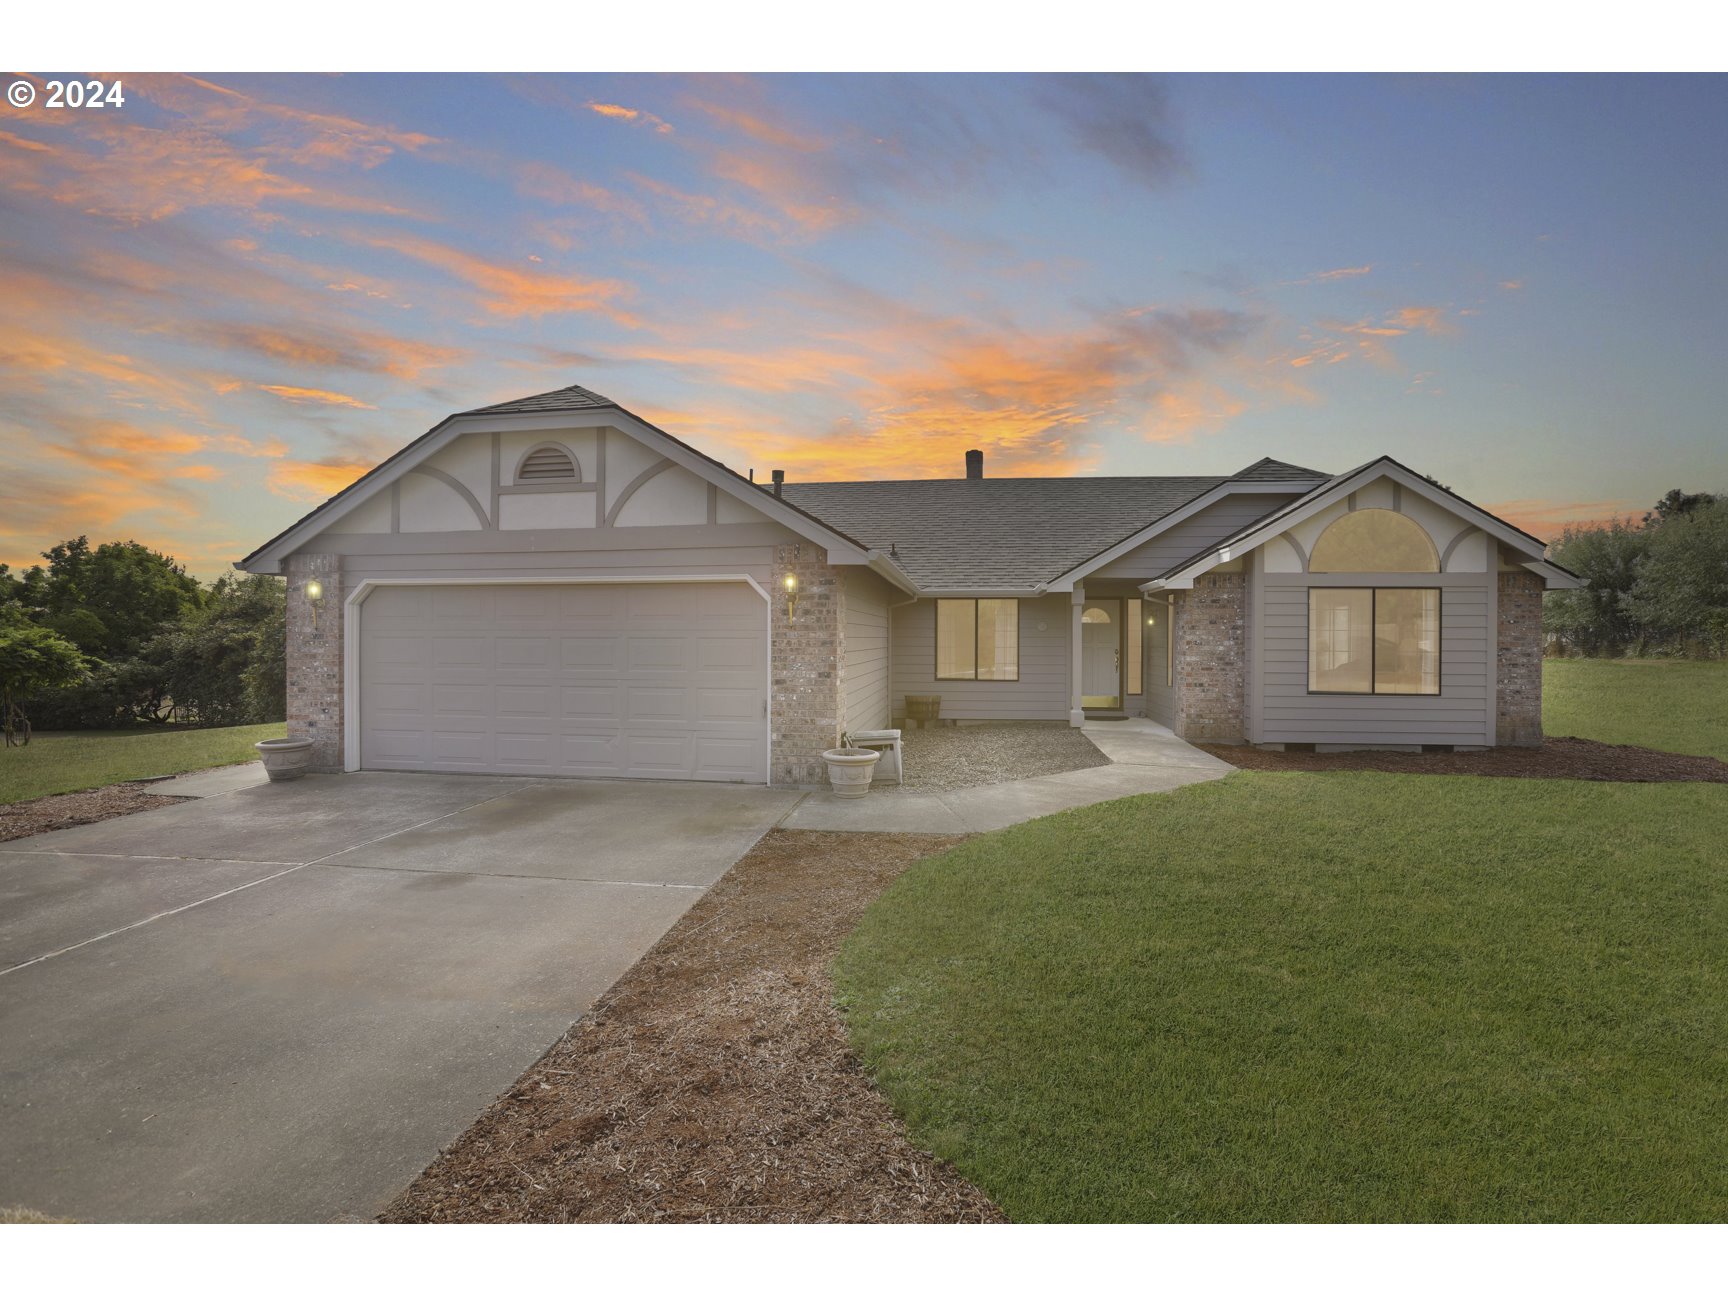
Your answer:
842,570 -> 893,733
890,594 -> 1071,722
1258,581 -> 1491,744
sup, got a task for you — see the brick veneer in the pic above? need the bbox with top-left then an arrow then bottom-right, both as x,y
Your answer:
770,542 -> 844,784
1496,570 -> 1545,747
284,552 -> 344,771
1171,571 -> 1246,744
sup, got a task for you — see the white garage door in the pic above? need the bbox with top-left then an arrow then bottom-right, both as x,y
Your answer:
358,582 -> 767,782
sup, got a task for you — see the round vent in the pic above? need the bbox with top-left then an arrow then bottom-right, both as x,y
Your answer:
517,445 -> 577,482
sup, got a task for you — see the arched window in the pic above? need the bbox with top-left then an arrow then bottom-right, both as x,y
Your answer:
1081,606 -> 1112,623
515,444 -> 578,483
1310,508 -> 1438,573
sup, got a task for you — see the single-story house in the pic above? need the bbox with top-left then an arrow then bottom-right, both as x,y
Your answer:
238,383 -> 1584,784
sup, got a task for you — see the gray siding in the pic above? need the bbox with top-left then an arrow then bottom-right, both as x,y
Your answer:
1255,573 -> 1494,745
890,594 -> 1071,722
1145,598 -> 1174,725
842,569 -> 894,733
1090,494 -> 1301,582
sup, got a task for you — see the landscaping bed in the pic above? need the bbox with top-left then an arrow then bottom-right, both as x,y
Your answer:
0,783 -> 190,843
1201,736 -> 1728,783
382,829 -> 1000,1224
891,722 -> 1110,792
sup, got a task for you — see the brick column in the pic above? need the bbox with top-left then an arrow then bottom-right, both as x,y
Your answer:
1172,571 -> 1246,744
770,543 -> 843,785
1496,570 -> 1544,747
284,552 -> 344,772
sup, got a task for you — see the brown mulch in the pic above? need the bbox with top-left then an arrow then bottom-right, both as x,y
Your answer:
0,783 -> 191,843
381,829 -> 1003,1224
1200,736 -> 1728,783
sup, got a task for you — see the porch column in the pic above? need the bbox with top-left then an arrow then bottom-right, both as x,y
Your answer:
1069,582 -> 1086,727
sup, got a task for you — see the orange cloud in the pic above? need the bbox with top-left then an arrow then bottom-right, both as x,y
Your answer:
368,234 -> 634,321
1386,305 -> 1455,336
259,384 -> 376,409
1485,498 -> 1637,542
266,458 -> 375,503
587,102 -> 673,134
515,162 -> 648,223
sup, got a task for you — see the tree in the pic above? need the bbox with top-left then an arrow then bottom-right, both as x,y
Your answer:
30,537 -> 204,658
1643,489 -> 1718,527
0,618 -> 90,745
1626,497 -> 1728,656
1543,517 -> 1650,655
145,573 -> 287,726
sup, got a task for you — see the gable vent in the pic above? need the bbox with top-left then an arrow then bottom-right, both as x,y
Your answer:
517,445 -> 577,481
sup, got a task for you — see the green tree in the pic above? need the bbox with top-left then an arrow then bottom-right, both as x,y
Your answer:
146,573 -> 286,725
1543,517 -> 1650,655
0,619 -> 91,745
1626,497 -> 1728,656
32,537 -> 204,658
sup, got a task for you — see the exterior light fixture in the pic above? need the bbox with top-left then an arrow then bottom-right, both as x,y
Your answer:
783,572 -> 798,621
304,578 -> 325,630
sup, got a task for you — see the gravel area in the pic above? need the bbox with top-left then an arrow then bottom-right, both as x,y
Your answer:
890,722 -> 1111,792
382,829 -> 1001,1224
0,783 -> 191,843
1201,736 -> 1728,783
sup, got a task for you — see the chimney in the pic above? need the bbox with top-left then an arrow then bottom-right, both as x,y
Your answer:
965,448 -> 983,480
771,468 -> 785,497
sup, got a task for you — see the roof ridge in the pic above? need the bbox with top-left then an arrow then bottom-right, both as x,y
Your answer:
461,383 -> 618,416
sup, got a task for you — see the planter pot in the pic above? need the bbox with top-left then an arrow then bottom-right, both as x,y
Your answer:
822,747 -> 882,799
256,736 -> 315,782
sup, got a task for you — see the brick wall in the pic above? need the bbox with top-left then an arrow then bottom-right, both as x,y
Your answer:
1172,571 -> 1246,744
1496,570 -> 1544,747
770,542 -> 844,784
284,552 -> 344,771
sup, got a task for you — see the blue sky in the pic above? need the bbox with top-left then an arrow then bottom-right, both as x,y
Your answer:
1,72 -> 1721,576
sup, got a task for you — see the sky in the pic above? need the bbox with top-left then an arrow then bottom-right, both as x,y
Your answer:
1,71 -> 1723,580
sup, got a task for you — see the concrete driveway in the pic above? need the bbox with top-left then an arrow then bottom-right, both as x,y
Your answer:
0,772 -> 800,1223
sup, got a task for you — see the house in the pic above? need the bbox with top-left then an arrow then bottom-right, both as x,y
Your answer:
238,383 -> 1584,784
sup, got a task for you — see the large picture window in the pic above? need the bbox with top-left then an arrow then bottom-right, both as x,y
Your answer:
936,598 -> 1019,680
1308,588 -> 1440,695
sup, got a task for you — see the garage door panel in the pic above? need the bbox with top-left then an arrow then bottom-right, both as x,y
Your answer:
359,582 -> 765,782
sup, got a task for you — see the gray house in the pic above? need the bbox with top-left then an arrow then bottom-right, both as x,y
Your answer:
239,383 -> 1583,784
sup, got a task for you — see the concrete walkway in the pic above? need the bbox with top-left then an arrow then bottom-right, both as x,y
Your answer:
780,719 -> 1234,833
139,761 -> 269,797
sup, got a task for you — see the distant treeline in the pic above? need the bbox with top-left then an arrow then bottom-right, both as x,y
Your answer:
1544,490 -> 1727,659
0,537 -> 285,730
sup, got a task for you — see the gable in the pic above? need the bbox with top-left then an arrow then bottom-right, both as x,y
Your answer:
239,396 -> 882,575
1088,491 -> 1305,582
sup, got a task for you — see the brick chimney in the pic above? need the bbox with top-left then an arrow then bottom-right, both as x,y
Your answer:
965,449 -> 983,480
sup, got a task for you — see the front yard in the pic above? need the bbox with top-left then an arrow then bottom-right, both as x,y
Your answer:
834,773 -> 1728,1222
0,723 -> 285,805
1543,657 -> 1727,760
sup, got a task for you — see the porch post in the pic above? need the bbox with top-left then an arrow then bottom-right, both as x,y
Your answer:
1069,582 -> 1086,727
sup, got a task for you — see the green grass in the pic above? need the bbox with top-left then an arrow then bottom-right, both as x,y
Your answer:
1545,658 -> 1728,760
0,723 -> 286,804
835,773 -> 1728,1221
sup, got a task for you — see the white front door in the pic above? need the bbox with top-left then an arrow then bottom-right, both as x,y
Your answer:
1081,600 -> 1120,708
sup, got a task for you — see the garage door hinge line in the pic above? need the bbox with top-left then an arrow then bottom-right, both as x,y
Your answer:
0,863 -> 310,980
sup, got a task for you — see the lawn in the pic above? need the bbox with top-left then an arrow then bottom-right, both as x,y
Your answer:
0,723 -> 286,804
834,772 -> 1728,1222
1544,658 -> 1728,760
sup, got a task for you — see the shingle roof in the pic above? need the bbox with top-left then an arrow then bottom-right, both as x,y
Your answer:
1231,456 -> 1331,482
462,384 -> 619,416
780,474 -> 1284,589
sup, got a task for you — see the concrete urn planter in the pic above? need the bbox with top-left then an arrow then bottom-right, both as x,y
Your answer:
256,736 -> 315,782
821,747 -> 882,798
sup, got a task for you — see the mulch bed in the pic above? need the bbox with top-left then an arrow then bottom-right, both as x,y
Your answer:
0,784 -> 191,843
381,829 -> 1002,1224
1201,736 -> 1728,783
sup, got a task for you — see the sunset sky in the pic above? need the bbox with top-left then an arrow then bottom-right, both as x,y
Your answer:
1,71 -> 1722,579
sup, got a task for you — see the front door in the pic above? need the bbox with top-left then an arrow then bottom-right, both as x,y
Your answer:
1081,600 -> 1120,708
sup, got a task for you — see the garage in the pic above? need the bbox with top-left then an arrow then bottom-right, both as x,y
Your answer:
356,580 -> 768,782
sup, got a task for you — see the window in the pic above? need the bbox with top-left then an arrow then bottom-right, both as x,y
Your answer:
1308,588 -> 1440,694
1310,509 -> 1439,573
1126,606 -> 1143,695
936,598 -> 1019,680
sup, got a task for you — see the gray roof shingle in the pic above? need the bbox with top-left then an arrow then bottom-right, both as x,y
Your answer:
463,384 -> 619,416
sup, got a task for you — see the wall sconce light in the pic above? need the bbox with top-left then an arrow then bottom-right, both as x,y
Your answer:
304,578 -> 324,631
783,572 -> 798,621
1146,614 -> 1156,626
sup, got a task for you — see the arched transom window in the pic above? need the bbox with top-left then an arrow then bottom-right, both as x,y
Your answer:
1310,508 -> 1439,573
